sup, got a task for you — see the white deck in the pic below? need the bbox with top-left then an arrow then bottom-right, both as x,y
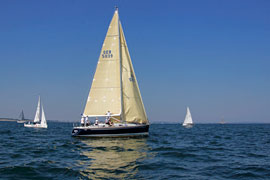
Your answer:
74,123 -> 142,129
24,123 -> 47,128
74,132 -> 149,137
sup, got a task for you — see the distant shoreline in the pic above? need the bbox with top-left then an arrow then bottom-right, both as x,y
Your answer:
0,118 -> 269,124
0,119 -> 17,122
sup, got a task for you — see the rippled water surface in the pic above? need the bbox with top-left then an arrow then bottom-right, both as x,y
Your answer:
1,122 -> 270,179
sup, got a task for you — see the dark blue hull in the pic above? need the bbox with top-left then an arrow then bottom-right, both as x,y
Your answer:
72,124 -> 149,137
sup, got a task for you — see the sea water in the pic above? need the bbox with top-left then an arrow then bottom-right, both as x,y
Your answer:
0,122 -> 270,179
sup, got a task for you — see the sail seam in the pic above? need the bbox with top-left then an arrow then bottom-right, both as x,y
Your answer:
92,87 -> 120,89
99,59 -> 119,61
107,35 -> 119,37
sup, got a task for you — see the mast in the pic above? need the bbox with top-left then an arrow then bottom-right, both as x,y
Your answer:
117,7 -> 124,123
21,110 -> 25,120
19,110 -> 25,120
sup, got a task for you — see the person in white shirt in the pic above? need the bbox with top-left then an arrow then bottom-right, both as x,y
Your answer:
105,111 -> 111,125
95,117 -> 99,126
85,116 -> 89,126
81,114 -> 84,126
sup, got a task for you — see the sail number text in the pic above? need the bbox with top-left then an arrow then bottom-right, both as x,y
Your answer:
102,50 -> 113,58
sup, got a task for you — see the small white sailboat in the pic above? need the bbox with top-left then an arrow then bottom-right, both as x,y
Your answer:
72,7 -> 149,137
219,116 -> 226,124
182,107 -> 193,128
24,96 -> 47,128
17,110 -> 27,123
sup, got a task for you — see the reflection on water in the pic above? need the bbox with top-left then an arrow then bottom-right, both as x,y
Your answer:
77,138 -> 151,179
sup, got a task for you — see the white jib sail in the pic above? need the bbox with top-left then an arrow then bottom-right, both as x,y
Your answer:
40,105 -> 47,126
34,96 -> 41,123
183,107 -> 193,125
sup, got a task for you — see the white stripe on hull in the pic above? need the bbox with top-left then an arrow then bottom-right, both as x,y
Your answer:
183,124 -> 193,128
73,132 -> 149,137
17,121 -> 27,123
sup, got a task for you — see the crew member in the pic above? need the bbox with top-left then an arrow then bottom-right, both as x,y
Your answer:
95,117 -> 99,126
81,115 -> 84,126
105,111 -> 111,125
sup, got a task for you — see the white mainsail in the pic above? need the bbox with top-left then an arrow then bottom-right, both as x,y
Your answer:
183,107 -> 193,126
83,9 -> 148,124
33,96 -> 41,123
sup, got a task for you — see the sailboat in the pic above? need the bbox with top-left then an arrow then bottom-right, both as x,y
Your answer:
182,107 -> 193,127
219,116 -> 226,124
72,8 -> 149,137
24,96 -> 48,128
17,110 -> 27,123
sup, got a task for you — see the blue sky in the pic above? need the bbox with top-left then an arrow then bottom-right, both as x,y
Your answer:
0,0 -> 269,123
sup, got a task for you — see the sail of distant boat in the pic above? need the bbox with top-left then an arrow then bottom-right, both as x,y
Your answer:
19,110 -> 25,120
183,107 -> 193,127
17,110 -> 27,123
34,96 -> 41,123
40,105 -> 47,126
72,8 -> 149,137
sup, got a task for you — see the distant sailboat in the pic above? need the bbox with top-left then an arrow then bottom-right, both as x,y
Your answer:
72,7 -> 149,137
219,116 -> 226,124
24,96 -> 47,128
182,107 -> 193,127
17,110 -> 27,123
